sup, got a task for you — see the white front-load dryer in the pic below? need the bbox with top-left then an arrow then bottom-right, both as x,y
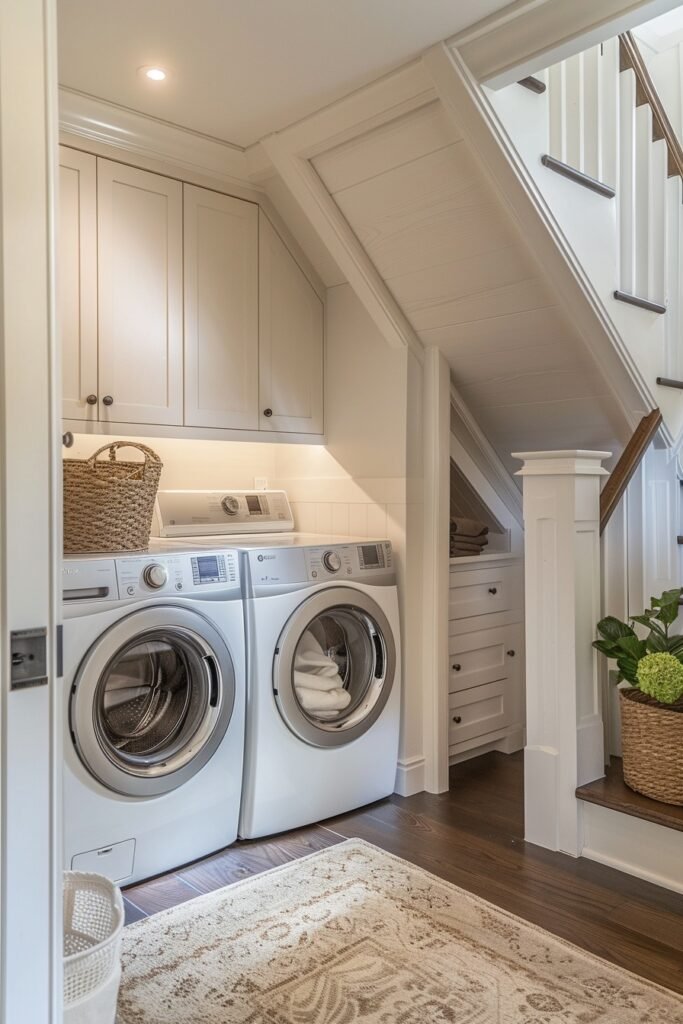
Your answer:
238,539 -> 401,839
62,546 -> 244,885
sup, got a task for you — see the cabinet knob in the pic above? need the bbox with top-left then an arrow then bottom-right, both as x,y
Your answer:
507,649 -> 516,657
102,395 -> 114,407
452,715 -> 462,724
488,587 -> 498,595
86,394 -> 98,405
263,408 -> 273,418
452,663 -> 461,672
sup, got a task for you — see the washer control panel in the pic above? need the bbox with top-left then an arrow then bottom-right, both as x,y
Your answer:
247,541 -> 394,589
116,550 -> 239,600
305,542 -> 392,581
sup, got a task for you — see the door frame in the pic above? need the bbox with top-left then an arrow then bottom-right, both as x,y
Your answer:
0,0 -> 61,1020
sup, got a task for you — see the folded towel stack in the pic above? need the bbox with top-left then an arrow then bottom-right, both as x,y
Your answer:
293,630 -> 351,719
450,517 -> 489,558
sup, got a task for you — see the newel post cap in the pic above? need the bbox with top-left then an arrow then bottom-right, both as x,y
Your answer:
512,450 -> 611,477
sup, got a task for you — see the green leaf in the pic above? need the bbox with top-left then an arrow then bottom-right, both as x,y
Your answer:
631,614 -> 665,634
666,636 -> 683,657
655,589 -> 683,627
615,635 -> 647,661
592,639 -> 619,657
596,617 -> 636,643
615,654 -> 640,684
646,632 -> 668,652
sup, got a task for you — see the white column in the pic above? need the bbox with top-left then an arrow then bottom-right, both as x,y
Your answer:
514,451 -> 609,856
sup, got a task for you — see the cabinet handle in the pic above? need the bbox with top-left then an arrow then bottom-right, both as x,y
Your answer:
263,408 -> 273,418
452,715 -> 462,724
86,394 -> 98,405
488,587 -> 497,595
102,395 -> 114,407
452,663 -> 461,672
507,649 -> 516,657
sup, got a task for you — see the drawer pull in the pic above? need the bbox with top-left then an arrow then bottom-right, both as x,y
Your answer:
488,587 -> 498,595
452,663 -> 461,672
507,649 -> 516,657
452,715 -> 462,724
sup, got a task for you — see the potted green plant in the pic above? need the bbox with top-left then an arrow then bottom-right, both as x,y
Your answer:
593,587 -> 683,805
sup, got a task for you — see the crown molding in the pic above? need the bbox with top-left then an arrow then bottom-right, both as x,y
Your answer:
58,87 -> 252,189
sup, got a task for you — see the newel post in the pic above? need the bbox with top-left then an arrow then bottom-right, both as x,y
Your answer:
513,451 -> 610,856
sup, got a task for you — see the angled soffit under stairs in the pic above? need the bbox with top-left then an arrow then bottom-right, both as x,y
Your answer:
256,51 -> 663,477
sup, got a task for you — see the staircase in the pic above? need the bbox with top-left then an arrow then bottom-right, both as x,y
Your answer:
482,33 -> 683,449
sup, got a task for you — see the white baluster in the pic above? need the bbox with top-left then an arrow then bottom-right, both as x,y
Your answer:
599,38 -> 620,188
619,69 -> 637,294
634,103 -> 653,298
648,138 -> 667,304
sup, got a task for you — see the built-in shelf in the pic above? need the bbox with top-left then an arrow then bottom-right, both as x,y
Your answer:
576,757 -> 683,833
449,552 -> 519,566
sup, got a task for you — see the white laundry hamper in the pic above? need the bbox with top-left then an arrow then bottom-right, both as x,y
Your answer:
63,871 -> 124,1024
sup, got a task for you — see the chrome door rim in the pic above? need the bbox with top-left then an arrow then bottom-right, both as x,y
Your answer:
273,587 -> 396,748
71,605 -> 235,797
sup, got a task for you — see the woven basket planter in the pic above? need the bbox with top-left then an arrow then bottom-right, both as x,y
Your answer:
620,688 -> 683,805
63,442 -> 162,554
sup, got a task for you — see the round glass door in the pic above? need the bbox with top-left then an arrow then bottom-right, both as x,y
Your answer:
274,588 -> 396,748
71,606 -> 235,797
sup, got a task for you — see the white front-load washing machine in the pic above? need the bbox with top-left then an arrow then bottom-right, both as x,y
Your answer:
152,490 -> 402,839
62,544 -> 244,885
238,538 -> 401,838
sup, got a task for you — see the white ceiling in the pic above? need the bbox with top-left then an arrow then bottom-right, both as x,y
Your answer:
633,6 -> 683,52
57,0 -> 514,148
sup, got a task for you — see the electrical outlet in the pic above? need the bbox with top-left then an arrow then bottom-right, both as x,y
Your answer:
254,477 -> 268,491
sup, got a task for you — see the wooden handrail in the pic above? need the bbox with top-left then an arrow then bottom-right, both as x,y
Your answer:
599,408 -> 662,534
619,31 -> 683,181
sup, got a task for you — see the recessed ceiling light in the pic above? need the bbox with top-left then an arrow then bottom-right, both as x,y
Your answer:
138,66 -> 168,82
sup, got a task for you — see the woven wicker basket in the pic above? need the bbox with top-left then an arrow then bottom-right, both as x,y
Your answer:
620,688 -> 683,805
63,442 -> 162,554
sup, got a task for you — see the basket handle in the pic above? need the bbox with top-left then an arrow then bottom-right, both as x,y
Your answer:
87,442 -> 162,481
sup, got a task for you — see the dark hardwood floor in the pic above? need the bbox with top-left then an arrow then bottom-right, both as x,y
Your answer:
124,750 -> 683,995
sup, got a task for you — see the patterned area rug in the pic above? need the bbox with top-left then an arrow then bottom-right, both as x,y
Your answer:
118,839 -> 683,1023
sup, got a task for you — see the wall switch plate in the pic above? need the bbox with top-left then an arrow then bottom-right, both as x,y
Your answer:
254,477 -> 268,490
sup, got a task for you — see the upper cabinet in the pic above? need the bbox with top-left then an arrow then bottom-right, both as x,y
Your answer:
97,160 -> 183,426
259,213 -> 324,434
184,185 -> 259,430
58,147 -> 325,439
58,148 -> 98,422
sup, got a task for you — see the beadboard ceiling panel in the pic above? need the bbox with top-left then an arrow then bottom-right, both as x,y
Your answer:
313,99 -> 625,472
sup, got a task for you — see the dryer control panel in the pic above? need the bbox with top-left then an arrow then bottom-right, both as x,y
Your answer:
154,489 -> 294,536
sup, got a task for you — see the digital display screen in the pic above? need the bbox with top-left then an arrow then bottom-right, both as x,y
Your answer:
359,544 -> 383,568
246,494 -> 263,515
196,555 -> 220,581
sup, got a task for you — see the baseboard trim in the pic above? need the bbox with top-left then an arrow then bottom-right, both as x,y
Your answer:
394,756 -> 426,797
582,802 -> 683,894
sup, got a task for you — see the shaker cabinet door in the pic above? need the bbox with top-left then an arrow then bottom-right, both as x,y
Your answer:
184,185 -> 259,429
59,147 -> 98,421
259,212 -> 323,434
97,159 -> 183,425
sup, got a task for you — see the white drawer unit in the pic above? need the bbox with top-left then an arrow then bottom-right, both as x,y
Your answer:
448,562 -> 522,632
448,681 -> 508,747
448,624 -> 520,695
447,555 -> 525,763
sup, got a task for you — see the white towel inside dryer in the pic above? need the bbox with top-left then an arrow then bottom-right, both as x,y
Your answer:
294,629 -> 351,716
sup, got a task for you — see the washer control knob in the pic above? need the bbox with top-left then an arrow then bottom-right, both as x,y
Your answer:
143,563 -> 168,589
322,550 -> 342,573
221,495 -> 239,516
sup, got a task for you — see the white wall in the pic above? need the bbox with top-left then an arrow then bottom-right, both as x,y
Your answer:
65,282 -> 426,794
634,36 -> 683,143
